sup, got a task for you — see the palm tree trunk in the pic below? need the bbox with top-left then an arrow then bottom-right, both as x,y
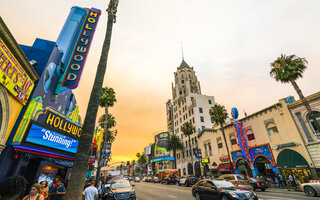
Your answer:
95,107 -> 109,187
65,9 -> 116,200
173,149 -> 177,169
220,122 -> 233,172
291,80 -> 320,136
188,135 -> 193,174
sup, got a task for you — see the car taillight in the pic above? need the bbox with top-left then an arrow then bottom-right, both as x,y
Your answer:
175,178 -> 177,180
197,179 -> 199,181
310,180 -> 319,183
235,181 -> 241,184
247,181 -> 250,183
188,179 -> 191,181
257,182 -> 260,186
168,178 -> 171,180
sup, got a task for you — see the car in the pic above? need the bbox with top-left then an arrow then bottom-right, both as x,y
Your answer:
151,176 -> 160,183
217,174 -> 253,191
248,178 -> 268,191
142,177 -> 147,182
103,175 -> 124,191
103,179 -> 136,200
300,180 -> 320,197
161,174 -> 179,185
146,176 -> 152,182
192,179 -> 258,200
179,175 -> 199,187
134,177 -> 140,182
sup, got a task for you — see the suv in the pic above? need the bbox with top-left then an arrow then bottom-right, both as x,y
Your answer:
217,174 -> 253,191
161,174 -> 179,185
179,175 -> 199,186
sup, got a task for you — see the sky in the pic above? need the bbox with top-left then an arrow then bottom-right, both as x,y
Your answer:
1,0 -> 320,164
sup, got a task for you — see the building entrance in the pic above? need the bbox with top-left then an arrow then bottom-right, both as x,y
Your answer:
255,156 -> 275,177
237,159 -> 252,177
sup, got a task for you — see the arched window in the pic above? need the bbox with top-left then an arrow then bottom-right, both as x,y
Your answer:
0,86 -> 9,146
266,122 -> 279,136
307,111 -> 320,141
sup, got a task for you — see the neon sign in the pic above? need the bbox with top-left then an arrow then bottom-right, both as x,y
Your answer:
234,121 -> 251,160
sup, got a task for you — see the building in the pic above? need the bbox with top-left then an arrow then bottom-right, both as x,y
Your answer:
0,7 -> 101,185
198,96 -> 318,183
288,91 -> 320,178
0,17 -> 39,153
172,60 -> 215,176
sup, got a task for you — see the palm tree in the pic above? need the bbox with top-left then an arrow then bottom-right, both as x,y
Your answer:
167,134 -> 184,169
96,87 -> 117,186
210,103 -> 233,171
65,1 -> 119,198
270,54 -> 320,135
131,160 -> 135,176
181,122 -> 194,174
136,152 -> 141,160
138,154 -> 147,174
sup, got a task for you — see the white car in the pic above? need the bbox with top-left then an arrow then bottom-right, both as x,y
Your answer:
134,177 -> 140,182
300,180 -> 320,197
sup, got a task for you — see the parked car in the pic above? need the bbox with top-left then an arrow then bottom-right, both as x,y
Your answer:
142,177 -> 147,182
146,176 -> 152,182
192,179 -> 258,200
161,174 -> 179,185
103,179 -> 136,200
134,177 -> 140,182
300,180 -> 320,197
151,176 -> 160,183
179,175 -> 199,187
248,178 -> 268,191
217,174 -> 253,191
103,175 -> 124,191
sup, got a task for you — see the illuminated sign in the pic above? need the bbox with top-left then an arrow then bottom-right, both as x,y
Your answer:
151,157 -> 174,163
0,38 -> 34,104
25,123 -> 79,153
202,158 -> 210,163
44,111 -> 82,138
62,9 -> 101,89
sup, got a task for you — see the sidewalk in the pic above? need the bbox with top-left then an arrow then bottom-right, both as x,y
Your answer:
268,185 -> 302,192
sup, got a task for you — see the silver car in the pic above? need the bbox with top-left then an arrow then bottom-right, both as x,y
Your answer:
300,181 -> 320,197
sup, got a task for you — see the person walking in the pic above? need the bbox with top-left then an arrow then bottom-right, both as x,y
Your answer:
49,180 -> 66,200
82,181 -> 98,200
277,174 -> 283,189
0,175 -> 27,200
40,181 -> 49,199
23,183 -> 44,200
288,174 -> 296,188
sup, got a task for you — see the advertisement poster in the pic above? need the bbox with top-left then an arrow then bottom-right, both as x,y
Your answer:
154,132 -> 170,158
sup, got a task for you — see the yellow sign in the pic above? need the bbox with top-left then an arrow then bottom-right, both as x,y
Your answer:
0,38 -> 34,105
202,158 -> 209,163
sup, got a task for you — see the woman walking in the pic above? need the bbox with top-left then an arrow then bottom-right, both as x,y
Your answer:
23,183 -> 44,200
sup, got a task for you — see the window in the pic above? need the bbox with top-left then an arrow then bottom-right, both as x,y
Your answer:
200,116 -> 204,122
192,138 -> 194,144
266,122 -> 279,136
218,142 -> 223,148
182,151 -> 185,158
186,150 -> 189,157
206,181 -> 214,187
185,141 -> 188,147
179,90 -> 182,95
192,118 -> 195,123
208,143 -> 212,155
191,109 -> 194,114
247,134 -> 255,141
204,144 -> 208,157
208,100 -> 212,104
307,111 -> 320,140
189,74 -> 191,79
202,126 -> 205,130
181,80 -> 184,84
199,107 -> 203,113
181,74 -> 184,79
231,138 -> 237,145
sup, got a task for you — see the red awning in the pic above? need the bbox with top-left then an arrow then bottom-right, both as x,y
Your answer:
216,163 -> 232,172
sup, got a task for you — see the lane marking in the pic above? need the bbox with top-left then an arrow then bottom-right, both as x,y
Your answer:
136,183 -> 191,193
168,195 -> 178,199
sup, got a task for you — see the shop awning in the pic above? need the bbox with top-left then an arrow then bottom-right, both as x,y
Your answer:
277,149 -> 309,168
216,163 -> 232,172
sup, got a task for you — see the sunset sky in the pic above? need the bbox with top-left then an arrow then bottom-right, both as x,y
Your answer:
1,0 -> 320,164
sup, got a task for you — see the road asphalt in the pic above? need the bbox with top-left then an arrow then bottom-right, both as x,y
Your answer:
133,181 -> 319,200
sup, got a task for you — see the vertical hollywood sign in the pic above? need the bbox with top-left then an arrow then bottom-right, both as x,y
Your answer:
62,9 -> 101,89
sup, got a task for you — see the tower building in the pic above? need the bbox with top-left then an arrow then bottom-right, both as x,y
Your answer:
171,60 -> 215,176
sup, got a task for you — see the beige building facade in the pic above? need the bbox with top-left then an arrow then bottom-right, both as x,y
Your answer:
198,96 -> 318,182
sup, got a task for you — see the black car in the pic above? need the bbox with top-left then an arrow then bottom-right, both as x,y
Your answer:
103,179 -> 136,200
161,174 -> 179,185
179,176 -> 199,186
249,178 -> 268,192
192,179 -> 258,200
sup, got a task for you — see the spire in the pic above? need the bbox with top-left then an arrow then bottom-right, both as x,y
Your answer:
181,42 -> 184,61
177,59 -> 191,69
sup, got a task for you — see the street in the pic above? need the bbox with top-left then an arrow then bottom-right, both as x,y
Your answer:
134,182 -> 319,200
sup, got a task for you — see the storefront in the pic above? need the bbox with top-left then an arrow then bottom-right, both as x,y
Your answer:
152,157 -> 175,173
0,17 -> 39,153
277,149 -> 311,183
231,143 -> 278,178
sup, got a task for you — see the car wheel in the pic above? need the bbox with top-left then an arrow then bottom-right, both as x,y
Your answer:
179,183 -> 181,186
261,188 -> 266,192
304,186 -> 317,197
220,195 -> 228,200
195,192 -> 201,200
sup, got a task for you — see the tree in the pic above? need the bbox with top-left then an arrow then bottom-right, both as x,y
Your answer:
167,134 -> 184,169
65,1 -> 119,199
270,54 -> 320,135
136,153 -> 141,159
138,154 -> 147,174
96,87 -> 117,186
181,122 -> 194,174
209,103 -> 233,171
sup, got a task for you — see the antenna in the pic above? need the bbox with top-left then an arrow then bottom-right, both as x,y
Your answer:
181,42 -> 184,61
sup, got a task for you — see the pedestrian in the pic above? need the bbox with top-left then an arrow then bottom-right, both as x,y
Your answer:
281,174 -> 287,187
288,174 -> 296,188
0,175 -> 27,200
23,183 -> 44,200
82,181 -> 98,200
40,181 -> 49,199
48,176 -> 61,192
277,174 -> 283,189
49,180 -> 66,200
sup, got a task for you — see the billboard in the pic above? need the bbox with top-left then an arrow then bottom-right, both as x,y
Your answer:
154,132 -> 170,158
0,38 -> 34,104
144,145 -> 152,156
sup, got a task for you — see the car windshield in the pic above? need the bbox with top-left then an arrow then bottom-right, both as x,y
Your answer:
249,178 -> 257,182
111,181 -> 131,189
107,176 -> 123,184
212,180 -> 236,189
236,175 -> 247,180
